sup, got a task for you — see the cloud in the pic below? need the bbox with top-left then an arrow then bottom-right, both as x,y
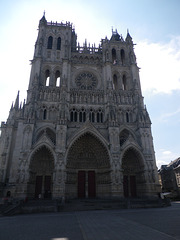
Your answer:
135,36 -> 180,94
162,150 -> 172,155
156,148 -> 179,169
158,107 -> 180,122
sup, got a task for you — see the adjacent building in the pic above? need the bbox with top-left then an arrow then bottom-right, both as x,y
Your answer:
159,157 -> 180,198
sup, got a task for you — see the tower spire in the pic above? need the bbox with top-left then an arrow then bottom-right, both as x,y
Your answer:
14,91 -> 19,110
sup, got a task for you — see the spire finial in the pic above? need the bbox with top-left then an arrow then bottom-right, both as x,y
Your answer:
43,10 -> 45,17
14,91 -> 20,110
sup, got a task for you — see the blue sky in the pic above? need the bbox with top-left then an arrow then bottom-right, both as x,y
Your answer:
0,0 -> 180,168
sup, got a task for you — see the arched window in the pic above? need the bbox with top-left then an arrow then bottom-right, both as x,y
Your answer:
45,70 -> 50,86
43,109 -> 47,120
89,109 -> 95,122
113,74 -> 118,90
70,109 -> 78,122
47,36 -> 53,49
97,109 -> 103,123
79,112 -> 83,122
55,70 -> 61,87
74,111 -> 77,122
121,49 -> 125,65
122,74 -> 127,90
46,77 -> 50,86
79,109 -> 86,122
112,48 -> 117,64
57,37 -> 61,50
126,112 -> 129,122
70,111 -> 74,121
83,111 -> 86,122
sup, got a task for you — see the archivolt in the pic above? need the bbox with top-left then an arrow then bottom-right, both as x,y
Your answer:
66,132 -> 110,169
121,147 -> 144,173
29,145 -> 54,172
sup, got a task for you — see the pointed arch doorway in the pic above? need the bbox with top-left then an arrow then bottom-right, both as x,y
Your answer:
77,170 -> 96,198
28,146 -> 54,199
66,133 -> 111,199
122,148 -> 145,198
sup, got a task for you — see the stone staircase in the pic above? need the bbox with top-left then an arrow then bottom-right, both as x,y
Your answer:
59,197 -> 170,212
0,201 -> 22,216
59,198 -> 126,212
0,199 -> 58,216
21,199 -> 58,214
0,197 -> 171,216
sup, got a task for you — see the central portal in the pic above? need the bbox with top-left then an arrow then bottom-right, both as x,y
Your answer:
66,133 -> 111,198
78,171 -> 96,198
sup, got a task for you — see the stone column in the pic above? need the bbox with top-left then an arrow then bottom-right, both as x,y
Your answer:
111,154 -> 123,198
53,153 -> 66,199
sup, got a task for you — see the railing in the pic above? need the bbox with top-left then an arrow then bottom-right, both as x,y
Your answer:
47,21 -> 73,28
74,45 -> 102,54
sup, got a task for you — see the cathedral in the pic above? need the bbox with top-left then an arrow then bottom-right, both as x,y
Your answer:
0,15 -> 160,200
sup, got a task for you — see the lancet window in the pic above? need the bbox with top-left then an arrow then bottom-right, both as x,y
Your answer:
45,69 -> 50,86
43,109 -> 47,120
113,74 -> 118,90
47,36 -> 53,49
79,108 -> 86,122
97,109 -> 103,123
126,112 -> 129,122
70,109 -> 78,122
122,74 -> 127,90
112,48 -> 117,64
70,108 -> 103,123
55,70 -> 61,87
57,37 -> 61,50
121,49 -> 125,64
89,109 -> 95,122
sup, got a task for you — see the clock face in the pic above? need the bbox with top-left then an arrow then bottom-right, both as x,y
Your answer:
75,72 -> 97,90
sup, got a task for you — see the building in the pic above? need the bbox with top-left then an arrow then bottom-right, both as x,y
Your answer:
159,157 -> 180,198
0,15 -> 160,200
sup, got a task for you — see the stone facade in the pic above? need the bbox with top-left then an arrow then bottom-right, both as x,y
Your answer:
0,15 -> 160,200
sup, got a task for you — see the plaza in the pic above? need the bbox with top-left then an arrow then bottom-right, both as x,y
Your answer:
0,202 -> 179,240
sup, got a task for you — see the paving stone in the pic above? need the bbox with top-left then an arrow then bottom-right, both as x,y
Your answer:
0,202 -> 179,240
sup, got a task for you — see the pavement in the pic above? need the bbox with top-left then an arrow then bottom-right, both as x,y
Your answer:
0,201 -> 179,240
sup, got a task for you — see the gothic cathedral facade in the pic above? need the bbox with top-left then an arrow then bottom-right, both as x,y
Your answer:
0,15 -> 160,200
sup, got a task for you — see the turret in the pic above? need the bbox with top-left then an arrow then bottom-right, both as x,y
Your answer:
39,12 -> 47,26
125,30 -> 133,44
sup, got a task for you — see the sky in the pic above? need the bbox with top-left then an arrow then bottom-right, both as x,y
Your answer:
0,0 -> 180,168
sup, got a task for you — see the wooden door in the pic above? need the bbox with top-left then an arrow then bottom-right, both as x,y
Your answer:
130,175 -> 137,197
35,176 -> 43,198
88,171 -> 96,198
44,176 -> 51,199
78,171 -> 86,198
123,175 -> 129,197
